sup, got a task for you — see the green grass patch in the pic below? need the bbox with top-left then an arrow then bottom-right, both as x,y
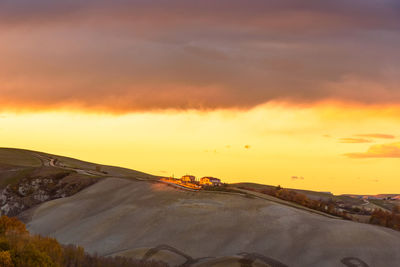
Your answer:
0,148 -> 42,167
0,168 -> 35,188
369,199 -> 395,211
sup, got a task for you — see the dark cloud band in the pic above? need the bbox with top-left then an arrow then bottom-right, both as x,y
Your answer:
0,0 -> 399,112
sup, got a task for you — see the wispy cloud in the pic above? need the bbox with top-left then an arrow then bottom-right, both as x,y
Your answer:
345,142 -> 400,158
291,176 -> 304,180
355,133 -> 395,139
339,138 -> 372,144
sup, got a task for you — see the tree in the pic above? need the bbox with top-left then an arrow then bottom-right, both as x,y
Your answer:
0,216 -> 27,236
392,205 -> 400,214
0,251 -> 13,267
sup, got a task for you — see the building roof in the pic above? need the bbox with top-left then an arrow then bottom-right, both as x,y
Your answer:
201,177 -> 221,182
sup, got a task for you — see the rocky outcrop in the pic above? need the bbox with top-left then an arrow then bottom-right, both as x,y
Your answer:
0,168 -> 98,217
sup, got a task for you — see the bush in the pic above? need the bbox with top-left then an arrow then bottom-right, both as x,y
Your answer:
370,209 -> 400,231
0,216 -> 168,267
241,186 -> 400,232
0,251 -> 13,267
202,185 -> 241,193
0,239 -> 11,251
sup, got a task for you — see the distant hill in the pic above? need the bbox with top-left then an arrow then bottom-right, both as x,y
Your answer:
342,194 -> 400,199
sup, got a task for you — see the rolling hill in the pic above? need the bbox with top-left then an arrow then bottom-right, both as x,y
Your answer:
1,148 -> 400,266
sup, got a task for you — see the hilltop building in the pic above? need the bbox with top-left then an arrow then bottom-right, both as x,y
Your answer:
181,175 -> 196,183
200,177 -> 222,186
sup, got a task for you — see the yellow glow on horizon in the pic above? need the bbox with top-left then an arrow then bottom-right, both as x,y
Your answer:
1,103 -> 400,195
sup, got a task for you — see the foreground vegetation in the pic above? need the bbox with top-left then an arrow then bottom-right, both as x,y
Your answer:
238,185 -> 400,232
0,216 -> 167,267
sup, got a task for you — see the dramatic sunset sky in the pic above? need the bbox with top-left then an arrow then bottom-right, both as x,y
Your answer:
1,0 -> 400,194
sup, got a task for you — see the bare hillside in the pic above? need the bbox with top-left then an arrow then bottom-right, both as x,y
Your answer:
24,178 -> 400,267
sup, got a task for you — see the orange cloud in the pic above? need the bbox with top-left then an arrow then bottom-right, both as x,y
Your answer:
0,1 -> 400,113
291,176 -> 304,180
345,142 -> 400,158
355,133 -> 395,139
339,138 -> 372,144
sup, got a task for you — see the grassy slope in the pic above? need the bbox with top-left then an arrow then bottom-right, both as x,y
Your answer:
0,147 -> 159,182
0,167 -> 36,188
0,148 -> 42,167
232,187 -> 341,219
231,182 -> 367,205
369,199 -> 397,211
0,149 -> 42,188
49,154 -> 157,180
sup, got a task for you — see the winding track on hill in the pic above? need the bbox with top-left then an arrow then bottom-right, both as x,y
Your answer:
32,153 -> 103,177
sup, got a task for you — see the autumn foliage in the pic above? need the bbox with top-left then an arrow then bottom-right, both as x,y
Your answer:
240,186 -> 342,217
0,216 -> 167,267
240,186 -> 400,232
369,209 -> 400,231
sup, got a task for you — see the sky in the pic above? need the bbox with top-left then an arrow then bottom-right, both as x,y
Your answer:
1,0 -> 400,194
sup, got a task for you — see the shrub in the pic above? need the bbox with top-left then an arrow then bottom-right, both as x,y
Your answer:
0,251 -> 13,267
0,216 -> 27,236
0,216 -> 168,267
